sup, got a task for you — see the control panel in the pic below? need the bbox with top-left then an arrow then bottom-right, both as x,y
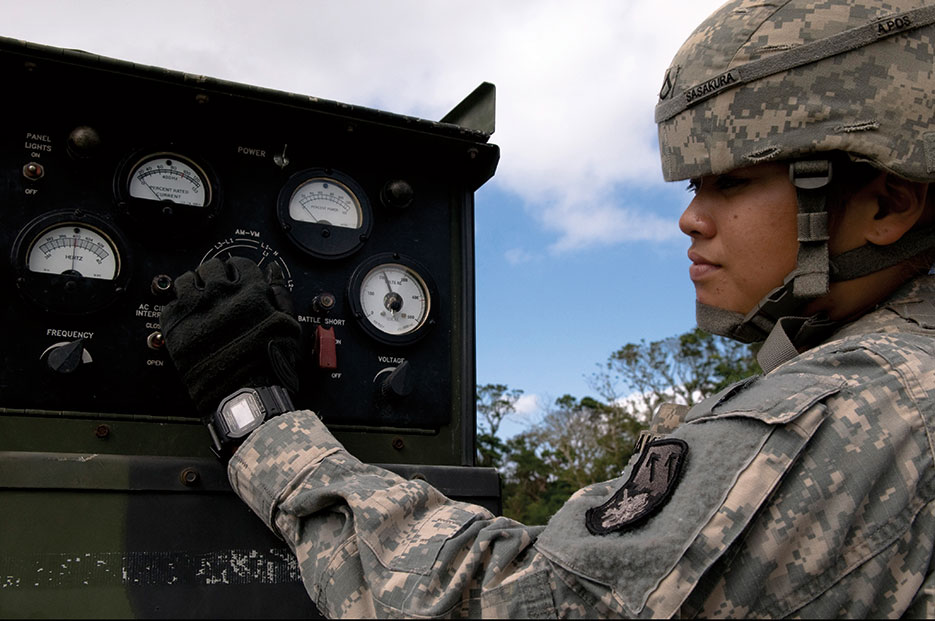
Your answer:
0,37 -> 498,466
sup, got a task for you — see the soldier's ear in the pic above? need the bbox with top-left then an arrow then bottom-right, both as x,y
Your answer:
866,175 -> 928,245
840,174 -> 928,247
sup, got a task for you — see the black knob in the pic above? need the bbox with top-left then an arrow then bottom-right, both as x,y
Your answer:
381,180 -> 414,209
381,361 -> 413,399
46,339 -> 87,374
66,126 -> 102,159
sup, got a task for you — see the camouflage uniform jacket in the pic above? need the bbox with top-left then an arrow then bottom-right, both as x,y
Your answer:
229,275 -> 935,618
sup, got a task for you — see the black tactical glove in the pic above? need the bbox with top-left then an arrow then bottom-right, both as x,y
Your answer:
160,256 -> 301,417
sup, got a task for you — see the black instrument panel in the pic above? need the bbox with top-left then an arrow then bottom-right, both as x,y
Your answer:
0,38 -> 498,463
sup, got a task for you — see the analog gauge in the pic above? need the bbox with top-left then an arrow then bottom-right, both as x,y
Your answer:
12,211 -> 130,315
348,253 -> 436,345
127,153 -> 210,207
27,224 -> 118,280
114,149 -> 220,230
277,168 -> 372,259
289,177 -> 362,228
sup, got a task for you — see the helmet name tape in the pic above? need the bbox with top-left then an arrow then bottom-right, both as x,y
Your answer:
683,70 -> 740,105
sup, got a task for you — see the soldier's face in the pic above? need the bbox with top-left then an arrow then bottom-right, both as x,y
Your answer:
679,163 -> 799,314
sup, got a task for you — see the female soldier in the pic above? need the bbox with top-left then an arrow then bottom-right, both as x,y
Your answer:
161,0 -> 935,617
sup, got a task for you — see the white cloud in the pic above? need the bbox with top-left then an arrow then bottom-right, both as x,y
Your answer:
513,393 -> 542,419
4,0 -> 723,251
542,195 -> 681,253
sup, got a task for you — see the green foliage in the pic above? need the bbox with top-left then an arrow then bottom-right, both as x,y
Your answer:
593,327 -> 761,414
476,383 -> 524,468
500,433 -> 573,525
482,328 -> 760,523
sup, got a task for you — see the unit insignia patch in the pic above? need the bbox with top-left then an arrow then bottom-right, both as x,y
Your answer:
585,438 -> 688,535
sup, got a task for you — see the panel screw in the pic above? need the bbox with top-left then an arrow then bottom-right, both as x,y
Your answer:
180,468 -> 200,487
95,424 -> 110,439
392,437 -> 405,451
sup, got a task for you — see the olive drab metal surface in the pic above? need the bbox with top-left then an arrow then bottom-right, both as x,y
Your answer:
0,37 -> 500,618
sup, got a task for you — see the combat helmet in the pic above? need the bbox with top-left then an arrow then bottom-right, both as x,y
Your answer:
656,0 -> 935,362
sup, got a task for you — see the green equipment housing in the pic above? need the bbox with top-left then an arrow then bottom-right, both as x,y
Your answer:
0,37 -> 500,618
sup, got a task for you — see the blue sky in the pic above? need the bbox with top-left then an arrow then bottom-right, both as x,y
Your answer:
4,0 -> 726,435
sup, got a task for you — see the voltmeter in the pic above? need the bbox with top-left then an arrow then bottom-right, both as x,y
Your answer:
349,253 -> 436,345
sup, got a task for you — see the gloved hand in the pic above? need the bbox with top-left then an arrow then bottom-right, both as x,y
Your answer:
160,256 -> 301,417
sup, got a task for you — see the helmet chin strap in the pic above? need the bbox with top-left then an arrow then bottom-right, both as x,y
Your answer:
697,160 -> 839,370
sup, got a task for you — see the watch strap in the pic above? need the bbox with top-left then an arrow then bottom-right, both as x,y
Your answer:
254,385 -> 295,418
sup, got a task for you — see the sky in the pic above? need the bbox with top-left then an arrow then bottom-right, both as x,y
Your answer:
3,0 -> 727,436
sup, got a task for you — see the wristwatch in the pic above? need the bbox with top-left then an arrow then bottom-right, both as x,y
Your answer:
207,385 -> 294,456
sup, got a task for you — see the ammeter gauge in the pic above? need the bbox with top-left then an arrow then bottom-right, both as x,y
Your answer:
114,150 -> 220,227
348,253 -> 436,345
12,211 -> 131,315
277,168 -> 372,259
127,153 -> 210,206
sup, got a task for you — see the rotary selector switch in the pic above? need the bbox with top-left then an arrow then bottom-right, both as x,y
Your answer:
42,339 -> 93,374
378,360 -> 414,399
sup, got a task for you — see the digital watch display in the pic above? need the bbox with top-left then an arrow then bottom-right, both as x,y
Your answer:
207,386 -> 294,455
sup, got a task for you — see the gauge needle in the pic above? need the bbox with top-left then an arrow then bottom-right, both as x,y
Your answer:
301,205 -> 319,222
71,235 -> 78,272
137,175 -> 163,201
382,272 -> 405,315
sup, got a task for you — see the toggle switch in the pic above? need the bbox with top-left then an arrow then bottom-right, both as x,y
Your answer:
315,326 -> 337,369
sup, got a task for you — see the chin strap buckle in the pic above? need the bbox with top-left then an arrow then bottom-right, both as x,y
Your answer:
790,159 -> 832,190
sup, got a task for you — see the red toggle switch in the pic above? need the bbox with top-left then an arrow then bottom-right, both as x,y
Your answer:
315,325 -> 338,369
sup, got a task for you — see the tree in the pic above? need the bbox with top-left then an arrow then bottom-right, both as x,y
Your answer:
527,395 -> 644,489
499,432 -> 569,524
498,394 -> 646,523
476,383 -> 524,468
591,328 -> 760,421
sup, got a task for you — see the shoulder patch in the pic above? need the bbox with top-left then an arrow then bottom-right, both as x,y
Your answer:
585,438 -> 688,536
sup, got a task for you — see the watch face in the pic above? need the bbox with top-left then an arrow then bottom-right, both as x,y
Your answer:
227,396 -> 259,431
219,390 -> 264,438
